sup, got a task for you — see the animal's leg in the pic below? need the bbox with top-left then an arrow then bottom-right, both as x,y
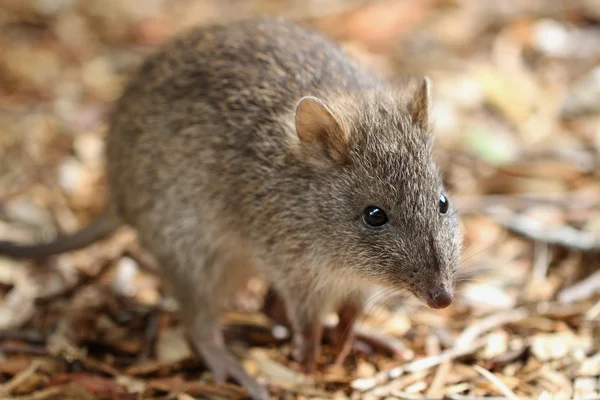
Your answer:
270,283 -> 329,374
264,286 -> 353,369
262,286 -> 291,327
264,286 -> 404,363
157,250 -> 269,400
190,327 -> 269,400
327,295 -> 406,361
328,296 -> 362,365
291,319 -> 323,374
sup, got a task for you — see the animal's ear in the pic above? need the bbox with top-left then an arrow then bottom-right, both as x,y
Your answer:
408,76 -> 431,131
295,96 -> 349,163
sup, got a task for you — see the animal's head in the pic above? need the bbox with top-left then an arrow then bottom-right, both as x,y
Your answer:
294,78 -> 462,308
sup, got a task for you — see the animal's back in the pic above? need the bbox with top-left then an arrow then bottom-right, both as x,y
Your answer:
115,17 -> 379,123
106,17 -> 380,227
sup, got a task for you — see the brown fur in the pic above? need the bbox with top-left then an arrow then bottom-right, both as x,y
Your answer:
0,17 -> 462,398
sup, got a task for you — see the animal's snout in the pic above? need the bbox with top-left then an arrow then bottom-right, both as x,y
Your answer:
425,284 -> 453,309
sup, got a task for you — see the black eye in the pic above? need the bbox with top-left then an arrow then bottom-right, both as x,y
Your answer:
363,206 -> 389,228
439,194 -> 449,214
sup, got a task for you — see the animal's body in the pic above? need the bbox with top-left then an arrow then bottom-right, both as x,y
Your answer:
0,17 -> 462,399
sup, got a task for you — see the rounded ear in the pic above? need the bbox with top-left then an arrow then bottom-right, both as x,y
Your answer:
408,76 -> 431,131
295,96 -> 350,163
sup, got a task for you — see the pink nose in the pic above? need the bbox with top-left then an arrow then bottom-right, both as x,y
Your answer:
425,285 -> 453,309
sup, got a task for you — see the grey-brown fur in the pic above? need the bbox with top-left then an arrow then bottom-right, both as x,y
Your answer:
0,17 -> 461,399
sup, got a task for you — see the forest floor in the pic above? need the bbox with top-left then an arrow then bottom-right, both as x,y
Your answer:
0,1 -> 599,399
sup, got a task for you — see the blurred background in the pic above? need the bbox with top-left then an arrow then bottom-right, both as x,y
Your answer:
0,1 -> 599,399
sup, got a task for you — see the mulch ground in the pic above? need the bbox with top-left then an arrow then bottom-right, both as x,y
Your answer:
0,1 -> 599,399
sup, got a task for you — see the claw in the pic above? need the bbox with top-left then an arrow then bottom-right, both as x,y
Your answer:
292,323 -> 323,374
196,342 -> 270,400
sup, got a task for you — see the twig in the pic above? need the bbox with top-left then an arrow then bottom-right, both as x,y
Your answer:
354,325 -> 409,357
2,386 -> 62,400
585,299 -> 600,321
455,194 -> 600,214
426,360 -> 453,398
388,390 -> 427,399
0,359 -> 44,396
488,342 -> 530,367
558,269 -> 600,304
485,208 -> 600,253
0,329 -> 46,344
351,338 -> 487,391
176,394 -> 196,400
454,308 -> 529,350
369,370 -> 429,397
371,308 -> 530,397
3,385 -> 94,400
80,357 -> 122,377
34,259 -> 113,305
535,300 -> 592,319
0,342 -> 49,356
540,368 -> 574,400
472,365 -> 519,400
531,241 -> 550,283
267,382 -> 335,399
444,396 -> 512,400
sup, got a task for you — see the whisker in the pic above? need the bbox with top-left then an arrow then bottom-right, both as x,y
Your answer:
359,287 -> 406,331
359,287 -> 395,330
362,286 -> 397,315
459,236 -> 511,266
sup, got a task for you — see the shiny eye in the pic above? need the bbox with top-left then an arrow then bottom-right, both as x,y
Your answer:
363,206 -> 389,228
439,194 -> 449,214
